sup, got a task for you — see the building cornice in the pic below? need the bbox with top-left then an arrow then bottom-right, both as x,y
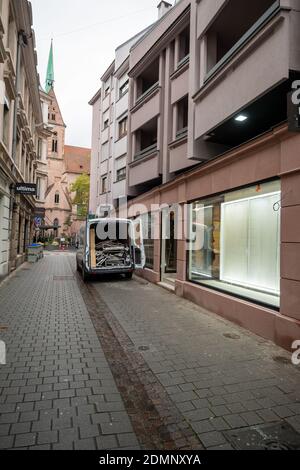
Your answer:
129,123 -> 291,205
129,6 -> 190,78
89,87 -> 101,106
101,60 -> 115,82
114,57 -> 129,80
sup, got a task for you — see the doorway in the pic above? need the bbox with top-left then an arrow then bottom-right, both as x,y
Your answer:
161,207 -> 178,286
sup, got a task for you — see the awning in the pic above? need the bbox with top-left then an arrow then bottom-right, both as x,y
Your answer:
36,225 -> 61,230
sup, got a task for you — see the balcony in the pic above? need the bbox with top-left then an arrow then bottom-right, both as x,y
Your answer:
134,143 -> 158,162
193,0 -> 300,147
133,118 -> 158,160
128,116 -> 160,190
204,0 -> 278,83
131,84 -> 161,132
129,149 -> 160,190
135,57 -> 160,103
112,179 -> 126,201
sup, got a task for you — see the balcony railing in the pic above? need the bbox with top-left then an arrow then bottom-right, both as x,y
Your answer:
134,143 -> 158,162
176,127 -> 188,139
177,54 -> 190,70
205,0 -> 280,84
135,81 -> 159,107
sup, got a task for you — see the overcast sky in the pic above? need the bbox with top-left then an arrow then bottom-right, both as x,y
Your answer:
31,0 -> 161,148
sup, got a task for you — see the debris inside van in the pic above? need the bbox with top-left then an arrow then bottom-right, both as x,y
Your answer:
94,241 -> 131,268
89,223 -> 133,270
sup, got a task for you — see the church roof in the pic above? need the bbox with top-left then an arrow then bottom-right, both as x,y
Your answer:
64,145 -> 91,175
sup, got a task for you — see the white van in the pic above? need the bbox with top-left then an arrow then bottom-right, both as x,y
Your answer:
76,218 -> 145,282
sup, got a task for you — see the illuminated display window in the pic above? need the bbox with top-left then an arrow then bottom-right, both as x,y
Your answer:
188,180 -> 281,308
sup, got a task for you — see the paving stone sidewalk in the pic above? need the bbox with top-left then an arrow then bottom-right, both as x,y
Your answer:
0,254 -> 139,450
1,253 -> 300,450
90,272 -> 300,450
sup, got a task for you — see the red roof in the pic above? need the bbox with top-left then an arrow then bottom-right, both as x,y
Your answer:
64,145 -> 91,174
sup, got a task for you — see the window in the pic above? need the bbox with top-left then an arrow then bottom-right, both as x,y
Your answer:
135,117 -> 158,160
136,58 -> 159,99
116,167 -> 126,182
104,86 -> 110,98
3,96 -> 10,148
119,80 -> 129,99
53,219 -> 59,234
101,176 -> 108,194
52,136 -> 58,153
103,119 -> 109,130
52,114 -> 56,121
178,26 -> 190,63
118,117 -> 128,139
37,139 -> 42,160
188,180 -> 281,308
36,178 -> 41,200
54,192 -> 60,204
176,95 -> 188,137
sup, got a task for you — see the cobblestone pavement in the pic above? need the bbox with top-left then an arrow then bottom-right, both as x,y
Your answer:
0,253 -> 139,450
82,265 -> 300,450
0,253 -> 300,450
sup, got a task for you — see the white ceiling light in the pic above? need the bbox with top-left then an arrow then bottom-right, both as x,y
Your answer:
235,114 -> 248,122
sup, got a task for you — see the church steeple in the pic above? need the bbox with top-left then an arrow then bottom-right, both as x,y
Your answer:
45,40 -> 54,93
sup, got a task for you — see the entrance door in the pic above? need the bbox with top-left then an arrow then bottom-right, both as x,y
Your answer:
161,207 -> 178,286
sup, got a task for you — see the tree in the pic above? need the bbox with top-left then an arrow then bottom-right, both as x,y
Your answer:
70,174 -> 90,219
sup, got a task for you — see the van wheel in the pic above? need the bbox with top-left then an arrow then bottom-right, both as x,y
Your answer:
125,272 -> 133,280
82,267 -> 89,283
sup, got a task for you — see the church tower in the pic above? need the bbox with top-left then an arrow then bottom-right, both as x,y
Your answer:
44,41 -> 71,238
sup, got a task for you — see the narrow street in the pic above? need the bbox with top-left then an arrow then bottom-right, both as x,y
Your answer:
0,253 -> 300,450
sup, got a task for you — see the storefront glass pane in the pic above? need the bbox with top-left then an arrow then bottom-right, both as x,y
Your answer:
188,181 -> 281,308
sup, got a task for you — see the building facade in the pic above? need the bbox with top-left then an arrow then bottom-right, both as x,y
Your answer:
89,26 -> 154,216
89,0 -> 300,350
0,0 -> 50,279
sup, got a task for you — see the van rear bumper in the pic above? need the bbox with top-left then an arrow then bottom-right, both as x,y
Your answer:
86,266 -> 134,276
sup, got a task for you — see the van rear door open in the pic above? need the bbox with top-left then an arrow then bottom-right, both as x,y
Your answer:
131,218 -> 146,269
78,219 -> 146,277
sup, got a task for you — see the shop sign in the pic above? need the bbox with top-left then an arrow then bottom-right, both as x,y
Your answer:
15,183 -> 37,196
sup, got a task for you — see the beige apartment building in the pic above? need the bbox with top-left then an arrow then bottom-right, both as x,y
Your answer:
89,0 -> 300,349
89,26 -> 153,216
0,0 -> 50,279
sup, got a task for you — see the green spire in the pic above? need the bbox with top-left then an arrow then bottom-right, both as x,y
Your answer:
45,40 -> 54,93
